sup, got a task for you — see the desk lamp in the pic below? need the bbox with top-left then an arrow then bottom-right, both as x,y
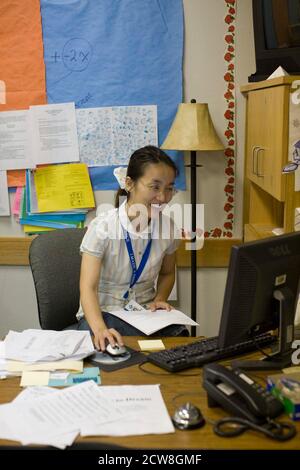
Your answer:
161,100 -> 224,335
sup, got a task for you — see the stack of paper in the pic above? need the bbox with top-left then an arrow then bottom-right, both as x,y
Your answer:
4,330 -> 95,362
19,367 -> 100,387
6,359 -> 84,373
19,164 -> 93,234
0,103 -> 83,218
3,358 -> 85,385
0,382 -> 174,448
18,182 -> 86,234
2,103 -> 95,231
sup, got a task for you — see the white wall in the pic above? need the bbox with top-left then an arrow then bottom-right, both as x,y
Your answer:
0,0 -> 256,338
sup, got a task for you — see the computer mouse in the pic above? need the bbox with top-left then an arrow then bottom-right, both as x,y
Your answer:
105,343 -> 128,356
172,402 -> 205,430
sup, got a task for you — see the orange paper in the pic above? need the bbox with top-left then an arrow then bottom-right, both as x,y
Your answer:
7,170 -> 26,187
0,0 -> 47,180
0,0 -> 47,111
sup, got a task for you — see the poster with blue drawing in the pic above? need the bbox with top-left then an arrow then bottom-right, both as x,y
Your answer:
40,0 -> 185,189
76,105 -> 157,166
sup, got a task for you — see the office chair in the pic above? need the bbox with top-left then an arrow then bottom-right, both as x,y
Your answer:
29,228 -> 87,330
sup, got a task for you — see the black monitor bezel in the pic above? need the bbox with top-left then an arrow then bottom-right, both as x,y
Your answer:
250,0 -> 300,81
217,232 -> 300,354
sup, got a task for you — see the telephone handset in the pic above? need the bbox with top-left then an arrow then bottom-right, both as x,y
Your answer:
203,363 -> 283,424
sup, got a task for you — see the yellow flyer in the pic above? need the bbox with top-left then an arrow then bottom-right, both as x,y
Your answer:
34,163 -> 95,212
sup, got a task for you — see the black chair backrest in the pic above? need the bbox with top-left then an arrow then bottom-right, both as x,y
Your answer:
29,228 -> 87,330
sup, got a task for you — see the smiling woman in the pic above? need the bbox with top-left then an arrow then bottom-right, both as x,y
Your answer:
75,146 -> 189,351
114,146 -> 178,209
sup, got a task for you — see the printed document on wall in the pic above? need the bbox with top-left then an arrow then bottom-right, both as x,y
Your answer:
0,171 -> 10,216
0,110 -> 34,170
30,102 -> 79,165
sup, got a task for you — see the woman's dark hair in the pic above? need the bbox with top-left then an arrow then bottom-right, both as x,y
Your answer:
115,145 -> 178,208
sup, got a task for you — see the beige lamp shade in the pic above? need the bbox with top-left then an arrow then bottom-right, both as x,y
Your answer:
161,103 -> 224,151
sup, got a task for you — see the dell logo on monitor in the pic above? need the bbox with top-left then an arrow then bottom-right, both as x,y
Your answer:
269,245 -> 291,257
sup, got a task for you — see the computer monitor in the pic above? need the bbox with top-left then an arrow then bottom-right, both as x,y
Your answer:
217,232 -> 300,370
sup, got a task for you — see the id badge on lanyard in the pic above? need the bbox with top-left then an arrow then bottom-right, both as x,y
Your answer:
122,228 -> 152,300
127,288 -> 136,301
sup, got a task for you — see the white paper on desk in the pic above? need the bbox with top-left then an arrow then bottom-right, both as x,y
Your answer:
0,171 -> 10,216
0,380 -> 120,448
30,102 -> 79,165
0,408 -> 77,450
12,387 -> 78,448
108,309 -> 198,335
0,387 -> 70,448
13,386 -> 58,404
13,387 -> 77,449
4,329 -> 94,362
81,384 -> 174,436
0,404 -> 19,441
7,359 -> 83,373
0,110 -> 34,170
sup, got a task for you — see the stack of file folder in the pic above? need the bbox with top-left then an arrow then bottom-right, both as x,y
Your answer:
17,164 -> 95,234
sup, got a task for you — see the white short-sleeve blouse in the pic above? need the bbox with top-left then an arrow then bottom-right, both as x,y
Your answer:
77,201 -> 181,318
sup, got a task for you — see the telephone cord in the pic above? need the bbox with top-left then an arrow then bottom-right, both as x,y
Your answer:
213,416 -> 296,441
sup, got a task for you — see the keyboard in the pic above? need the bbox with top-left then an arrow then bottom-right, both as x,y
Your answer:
147,333 -> 276,372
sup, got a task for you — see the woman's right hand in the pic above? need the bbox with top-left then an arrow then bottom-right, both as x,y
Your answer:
93,327 -> 124,352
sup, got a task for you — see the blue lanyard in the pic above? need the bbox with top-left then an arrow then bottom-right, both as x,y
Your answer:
122,227 -> 152,299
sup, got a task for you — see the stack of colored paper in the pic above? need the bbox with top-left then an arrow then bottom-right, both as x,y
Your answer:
17,163 -> 95,234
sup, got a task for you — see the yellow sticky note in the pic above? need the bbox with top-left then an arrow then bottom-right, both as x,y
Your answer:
20,371 -> 50,387
138,340 -> 165,351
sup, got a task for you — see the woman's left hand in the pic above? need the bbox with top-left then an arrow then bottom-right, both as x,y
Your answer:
148,300 -> 173,312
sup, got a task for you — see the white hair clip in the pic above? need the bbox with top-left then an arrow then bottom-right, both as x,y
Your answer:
113,166 -> 127,189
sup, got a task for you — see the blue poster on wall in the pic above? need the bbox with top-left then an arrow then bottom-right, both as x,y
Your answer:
40,0 -> 185,190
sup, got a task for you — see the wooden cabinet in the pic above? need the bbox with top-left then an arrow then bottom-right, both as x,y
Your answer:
241,76 -> 300,242
246,86 -> 289,201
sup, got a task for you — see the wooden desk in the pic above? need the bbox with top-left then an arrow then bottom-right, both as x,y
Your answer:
0,337 -> 300,450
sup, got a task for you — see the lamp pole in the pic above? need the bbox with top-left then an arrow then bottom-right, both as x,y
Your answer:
191,148 -> 197,336
190,99 -> 198,336
161,100 -> 223,336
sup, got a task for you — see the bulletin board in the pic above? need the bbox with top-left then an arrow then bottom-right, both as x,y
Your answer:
0,0 -> 241,267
